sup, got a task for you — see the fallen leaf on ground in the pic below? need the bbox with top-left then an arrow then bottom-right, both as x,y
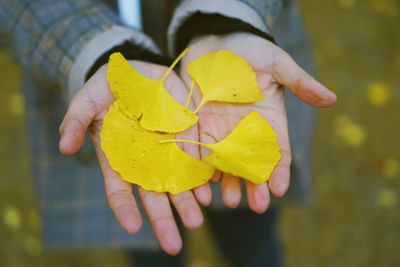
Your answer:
3,205 -> 21,231
384,158 -> 399,179
366,82 -> 390,107
337,0 -> 356,9
335,115 -> 366,147
377,188 -> 398,208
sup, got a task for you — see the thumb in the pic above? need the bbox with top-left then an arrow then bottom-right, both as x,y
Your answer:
59,90 -> 96,155
273,52 -> 337,107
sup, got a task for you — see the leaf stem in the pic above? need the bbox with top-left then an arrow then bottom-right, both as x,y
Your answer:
193,101 -> 205,114
159,139 -> 208,147
161,48 -> 189,81
185,80 -> 195,108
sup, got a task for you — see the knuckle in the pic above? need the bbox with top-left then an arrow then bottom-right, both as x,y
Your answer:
107,189 -> 132,203
171,194 -> 194,208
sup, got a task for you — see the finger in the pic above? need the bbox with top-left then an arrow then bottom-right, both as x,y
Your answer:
94,142 -> 142,234
261,95 -> 292,198
273,52 -> 337,107
169,191 -> 204,229
246,181 -> 270,214
175,113 -> 212,207
138,187 -> 182,255
59,90 -> 96,155
175,115 -> 199,157
198,132 -> 217,160
221,173 -> 242,208
193,183 -> 212,206
210,170 -> 222,183
268,146 -> 291,197
163,67 -> 193,106
105,176 -> 142,234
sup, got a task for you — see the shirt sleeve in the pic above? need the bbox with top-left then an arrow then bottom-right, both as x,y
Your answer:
167,0 -> 283,56
0,0 -> 159,99
237,0 -> 282,32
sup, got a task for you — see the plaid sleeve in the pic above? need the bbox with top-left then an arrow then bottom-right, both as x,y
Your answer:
237,0 -> 282,33
168,0 -> 282,55
0,0 -> 159,98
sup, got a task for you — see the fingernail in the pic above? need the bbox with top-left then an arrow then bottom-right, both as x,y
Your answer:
196,188 -> 211,206
276,184 -> 288,197
316,86 -> 337,103
224,189 -> 241,208
165,231 -> 182,255
327,90 -> 337,102
186,211 -> 203,229
256,189 -> 266,206
310,90 -> 328,102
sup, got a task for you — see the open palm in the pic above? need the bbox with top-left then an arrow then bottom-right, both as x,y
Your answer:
179,33 -> 337,213
59,61 -> 210,255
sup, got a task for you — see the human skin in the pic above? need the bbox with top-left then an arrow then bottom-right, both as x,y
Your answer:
59,62 -> 208,255
58,33 -> 336,255
179,32 -> 337,213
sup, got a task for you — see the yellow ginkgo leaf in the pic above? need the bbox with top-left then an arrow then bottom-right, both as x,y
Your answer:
162,112 -> 280,184
186,50 -> 264,113
107,50 -> 198,133
203,112 -> 280,183
3,205 -> 21,231
100,103 -> 214,195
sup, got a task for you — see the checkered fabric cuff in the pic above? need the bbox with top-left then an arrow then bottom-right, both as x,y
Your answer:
168,0 -> 268,56
68,25 -> 159,99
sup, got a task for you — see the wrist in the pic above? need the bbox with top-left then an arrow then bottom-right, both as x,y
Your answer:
172,12 -> 275,57
187,32 -> 274,54
85,41 -> 173,82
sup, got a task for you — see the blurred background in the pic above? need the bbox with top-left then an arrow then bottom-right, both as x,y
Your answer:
0,0 -> 399,266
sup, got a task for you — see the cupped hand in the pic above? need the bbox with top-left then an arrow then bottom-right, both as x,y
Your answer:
179,33 -> 337,213
58,61 -> 211,255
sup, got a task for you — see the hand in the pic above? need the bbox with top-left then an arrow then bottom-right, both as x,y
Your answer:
58,61 -> 211,255
179,33 -> 337,213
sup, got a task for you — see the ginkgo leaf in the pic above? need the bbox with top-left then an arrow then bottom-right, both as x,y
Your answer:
162,112 -> 281,184
204,112 -> 281,183
107,50 -> 198,133
186,50 -> 264,113
100,103 -> 214,195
